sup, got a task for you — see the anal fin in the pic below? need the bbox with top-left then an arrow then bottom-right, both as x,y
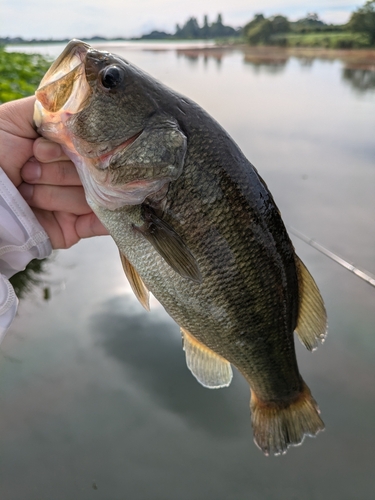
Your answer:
295,256 -> 327,351
181,327 -> 232,389
119,251 -> 150,311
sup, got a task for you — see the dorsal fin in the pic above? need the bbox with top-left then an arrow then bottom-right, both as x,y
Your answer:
119,251 -> 150,311
181,327 -> 233,389
294,256 -> 327,351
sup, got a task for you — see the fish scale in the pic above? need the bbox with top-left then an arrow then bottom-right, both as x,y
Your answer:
34,40 -> 327,455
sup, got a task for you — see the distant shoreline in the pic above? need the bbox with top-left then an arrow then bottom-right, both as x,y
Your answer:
4,40 -> 375,69
3,38 -> 375,54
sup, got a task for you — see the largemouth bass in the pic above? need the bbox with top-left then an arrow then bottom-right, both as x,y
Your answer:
34,40 -> 327,455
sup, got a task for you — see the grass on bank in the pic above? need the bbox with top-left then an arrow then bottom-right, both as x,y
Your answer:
271,31 -> 372,49
0,48 -> 50,104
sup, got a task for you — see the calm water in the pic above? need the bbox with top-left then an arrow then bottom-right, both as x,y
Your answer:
1,43 -> 374,499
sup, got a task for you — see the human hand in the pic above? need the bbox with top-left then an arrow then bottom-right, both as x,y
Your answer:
0,96 -> 108,249
0,96 -> 37,186
20,137 -> 109,249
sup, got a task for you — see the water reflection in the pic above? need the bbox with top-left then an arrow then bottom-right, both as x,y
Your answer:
342,68 -> 375,92
176,48 -> 224,69
174,46 -> 375,87
243,56 -> 287,74
9,258 -> 49,299
1,42 -> 374,500
92,296 -> 246,438
241,47 -> 288,74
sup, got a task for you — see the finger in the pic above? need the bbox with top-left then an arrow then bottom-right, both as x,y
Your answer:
75,212 -> 109,239
0,131 -> 34,186
33,209 -> 108,249
33,137 -> 70,163
22,158 -> 82,186
0,96 -> 38,139
32,208 -> 71,249
19,182 -> 91,215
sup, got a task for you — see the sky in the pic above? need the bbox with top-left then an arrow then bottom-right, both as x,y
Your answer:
2,0 -> 361,39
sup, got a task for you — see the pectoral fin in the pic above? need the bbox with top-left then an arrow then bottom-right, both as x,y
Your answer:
294,256 -> 327,351
181,327 -> 233,389
135,205 -> 202,283
119,252 -> 150,311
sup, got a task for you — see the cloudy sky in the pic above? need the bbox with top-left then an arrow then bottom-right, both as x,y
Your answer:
3,0 -> 360,39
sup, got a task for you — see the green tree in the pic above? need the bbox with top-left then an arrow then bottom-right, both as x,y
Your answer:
209,13 -> 236,37
270,15 -> 290,34
348,0 -> 375,45
244,14 -> 290,45
243,14 -> 265,36
175,17 -> 201,38
293,13 -> 326,33
246,19 -> 273,44
201,15 -> 210,38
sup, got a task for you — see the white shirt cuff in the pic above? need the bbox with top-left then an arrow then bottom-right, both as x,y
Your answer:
0,167 -> 52,341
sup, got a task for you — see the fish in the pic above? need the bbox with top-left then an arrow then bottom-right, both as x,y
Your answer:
33,40 -> 327,455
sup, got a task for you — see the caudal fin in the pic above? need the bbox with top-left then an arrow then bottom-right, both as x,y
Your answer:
250,382 -> 324,456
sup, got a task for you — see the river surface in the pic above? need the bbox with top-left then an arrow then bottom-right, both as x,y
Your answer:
1,42 -> 375,499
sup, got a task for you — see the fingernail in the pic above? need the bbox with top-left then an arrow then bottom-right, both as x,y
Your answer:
18,183 -> 34,201
22,160 -> 41,182
35,140 -> 62,162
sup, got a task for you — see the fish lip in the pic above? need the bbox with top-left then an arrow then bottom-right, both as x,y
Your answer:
34,40 -> 93,128
38,39 -> 90,89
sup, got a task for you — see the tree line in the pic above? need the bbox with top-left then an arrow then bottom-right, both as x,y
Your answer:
140,14 -> 240,40
1,1 -> 374,48
243,1 -> 375,48
140,0 -> 375,49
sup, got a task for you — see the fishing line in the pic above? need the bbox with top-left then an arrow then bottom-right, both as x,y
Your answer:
287,225 -> 375,288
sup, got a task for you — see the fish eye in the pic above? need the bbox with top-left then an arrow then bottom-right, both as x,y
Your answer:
100,65 -> 123,89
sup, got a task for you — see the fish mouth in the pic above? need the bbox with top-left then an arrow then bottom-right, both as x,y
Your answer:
34,39 -> 92,126
39,39 -> 90,89
34,40 -> 136,164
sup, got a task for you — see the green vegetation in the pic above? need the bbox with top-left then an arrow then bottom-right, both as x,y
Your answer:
175,13 -> 239,39
244,2 -> 375,48
244,14 -> 290,45
348,0 -> 375,45
2,2 -> 375,49
138,1 -> 375,48
0,48 -> 50,104
140,13 -> 240,40
273,32 -> 372,49
0,49 -> 51,298
9,258 -> 49,300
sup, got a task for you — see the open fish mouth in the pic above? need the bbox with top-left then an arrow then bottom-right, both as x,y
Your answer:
34,40 -> 92,126
34,40 -> 141,164
33,40 -> 171,209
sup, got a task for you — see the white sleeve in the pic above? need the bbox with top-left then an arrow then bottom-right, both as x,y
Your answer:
0,168 -> 52,342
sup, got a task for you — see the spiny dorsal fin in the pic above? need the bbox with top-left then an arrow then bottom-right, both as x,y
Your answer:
119,251 -> 150,311
295,256 -> 327,351
134,205 -> 202,283
181,327 -> 232,389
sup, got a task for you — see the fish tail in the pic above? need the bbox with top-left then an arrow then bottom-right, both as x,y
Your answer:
250,382 -> 324,456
